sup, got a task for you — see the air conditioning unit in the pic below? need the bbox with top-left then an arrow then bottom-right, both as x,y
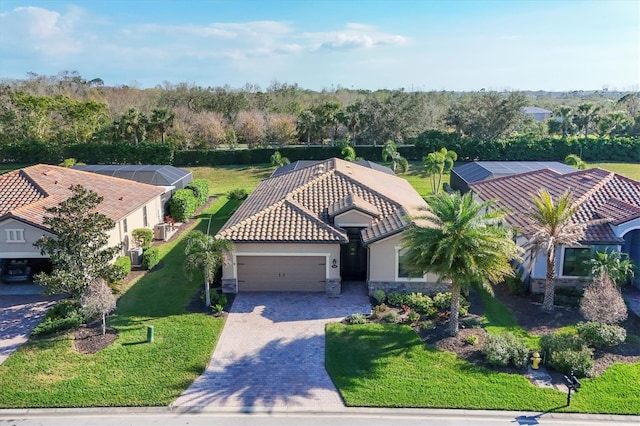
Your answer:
129,247 -> 143,267
154,223 -> 168,241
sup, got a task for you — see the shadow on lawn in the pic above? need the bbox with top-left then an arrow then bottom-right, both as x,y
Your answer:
172,334 -> 342,411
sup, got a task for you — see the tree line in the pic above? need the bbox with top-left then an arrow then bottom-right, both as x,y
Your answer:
1,71 -> 639,152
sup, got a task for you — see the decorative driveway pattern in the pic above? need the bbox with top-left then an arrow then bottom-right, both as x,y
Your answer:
0,294 -> 57,365
172,285 -> 370,411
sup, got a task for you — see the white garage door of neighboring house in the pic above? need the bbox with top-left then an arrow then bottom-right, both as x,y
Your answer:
236,256 -> 326,292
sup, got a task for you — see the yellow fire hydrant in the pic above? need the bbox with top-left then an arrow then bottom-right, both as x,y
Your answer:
531,352 -> 542,370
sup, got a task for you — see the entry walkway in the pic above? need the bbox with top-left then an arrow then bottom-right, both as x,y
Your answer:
172,284 -> 370,411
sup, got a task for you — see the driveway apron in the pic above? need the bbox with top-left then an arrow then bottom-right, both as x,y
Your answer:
172,286 -> 370,410
0,293 -> 57,365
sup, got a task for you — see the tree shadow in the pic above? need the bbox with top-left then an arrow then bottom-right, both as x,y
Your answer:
173,334 -> 344,411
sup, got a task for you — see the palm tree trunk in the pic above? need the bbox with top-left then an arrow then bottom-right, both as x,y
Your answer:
542,257 -> 556,311
204,279 -> 211,307
101,313 -> 106,335
447,283 -> 461,336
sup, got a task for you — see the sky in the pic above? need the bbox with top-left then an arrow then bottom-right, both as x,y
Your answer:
0,0 -> 638,91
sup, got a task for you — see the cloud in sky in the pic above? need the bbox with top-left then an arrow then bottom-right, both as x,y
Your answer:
0,1 -> 638,91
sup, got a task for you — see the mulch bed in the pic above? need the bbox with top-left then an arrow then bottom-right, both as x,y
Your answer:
73,320 -> 117,354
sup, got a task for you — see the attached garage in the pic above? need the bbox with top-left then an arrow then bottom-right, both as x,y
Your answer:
236,256 -> 326,292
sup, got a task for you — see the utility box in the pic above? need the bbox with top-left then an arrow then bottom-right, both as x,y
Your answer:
154,223 -> 168,241
129,247 -> 143,267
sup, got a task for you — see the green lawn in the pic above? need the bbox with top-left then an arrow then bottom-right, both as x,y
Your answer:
0,198 -> 240,408
326,323 -> 640,414
188,164 -> 273,196
589,162 -> 640,181
0,163 -> 31,174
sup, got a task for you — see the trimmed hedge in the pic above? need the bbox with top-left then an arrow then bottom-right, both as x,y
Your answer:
186,179 -> 209,206
132,228 -> 154,248
169,189 -> 198,222
111,256 -> 132,282
142,246 -> 161,270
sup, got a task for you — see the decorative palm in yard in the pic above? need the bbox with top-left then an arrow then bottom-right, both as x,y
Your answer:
402,191 -> 520,336
523,190 -> 588,312
183,230 -> 234,307
381,140 -> 409,174
423,147 -> 457,193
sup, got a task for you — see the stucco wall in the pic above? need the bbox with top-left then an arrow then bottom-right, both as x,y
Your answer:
333,210 -> 373,228
111,197 -> 163,254
0,218 -> 54,259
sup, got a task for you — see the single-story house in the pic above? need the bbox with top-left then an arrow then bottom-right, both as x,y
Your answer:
469,167 -> 640,291
0,164 -> 165,277
523,106 -> 553,122
72,164 -> 193,216
217,158 -> 445,295
451,161 -> 577,193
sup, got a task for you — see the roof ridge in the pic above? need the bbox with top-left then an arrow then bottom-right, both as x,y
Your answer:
571,171 -> 615,209
19,168 -> 49,197
283,198 -> 348,242
470,167 -> 561,188
333,169 -> 402,210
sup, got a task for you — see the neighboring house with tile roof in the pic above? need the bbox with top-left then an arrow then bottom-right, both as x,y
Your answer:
0,165 -> 165,274
469,168 -> 640,291
523,106 -> 553,122
218,158 -> 445,295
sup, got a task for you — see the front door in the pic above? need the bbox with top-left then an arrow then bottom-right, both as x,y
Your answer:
341,228 -> 367,281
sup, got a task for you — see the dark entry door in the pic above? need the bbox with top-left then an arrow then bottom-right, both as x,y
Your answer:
341,228 -> 367,281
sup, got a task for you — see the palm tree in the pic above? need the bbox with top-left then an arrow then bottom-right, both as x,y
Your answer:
296,110 -> 315,146
553,106 -> 573,137
402,191 -> 520,336
270,150 -> 290,167
341,146 -> 356,161
423,148 -> 457,193
381,140 -> 409,174
573,103 -> 601,139
184,231 -> 234,307
588,251 -> 634,286
149,108 -> 175,144
523,190 -> 587,312
564,154 -> 587,170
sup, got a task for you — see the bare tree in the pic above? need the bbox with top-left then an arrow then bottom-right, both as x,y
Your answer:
81,279 -> 117,335
580,273 -> 628,325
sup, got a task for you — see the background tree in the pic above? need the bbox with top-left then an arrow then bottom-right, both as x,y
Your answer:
341,146 -> 356,161
381,140 -> 408,174
423,148 -> 457,193
552,106 -> 574,137
580,273 -> 628,324
265,113 -> 297,147
114,108 -> 147,145
81,278 -> 117,335
148,108 -> 175,143
234,110 -> 265,148
564,154 -> 587,170
402,191 -> 520,336
183,231 -> 234,307
523,190 -> 588,311
573,103 -> 601,139
34,185 -> 121,299
313,101 -> 343,145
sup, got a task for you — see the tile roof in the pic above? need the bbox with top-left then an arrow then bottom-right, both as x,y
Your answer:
0,164 -> 165,231
218,158 -> 428,244
469,168 -> 640,244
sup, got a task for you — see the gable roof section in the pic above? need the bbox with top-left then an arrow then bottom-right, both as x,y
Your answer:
73,164 -> 193,188
469,168 -> 640,244
328,193 -> 380,219
453,161 -> 576,185
0,164 -> 165,231
270,159 -> 395,177
218,158 -> 427,244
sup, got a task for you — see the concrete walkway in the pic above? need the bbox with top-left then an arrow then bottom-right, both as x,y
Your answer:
0,292 -> 58,365
172,283 -> 371,411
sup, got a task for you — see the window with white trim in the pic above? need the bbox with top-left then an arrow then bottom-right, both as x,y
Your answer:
143,206 -> 148,227
396,247 -> 424,281
5,229 -> 25,243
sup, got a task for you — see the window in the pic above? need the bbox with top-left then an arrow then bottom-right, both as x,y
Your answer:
123,218 -> 128,233
142,206 -> 148,227
5,229 -> 25,243
396,248 -> 424,280
562,248 -> 591,277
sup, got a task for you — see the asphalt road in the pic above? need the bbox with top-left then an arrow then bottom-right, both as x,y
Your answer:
0,409 -> 638,426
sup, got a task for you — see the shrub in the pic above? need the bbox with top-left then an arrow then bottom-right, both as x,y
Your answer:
31,300 -> 83,336
462,316 -> 485,329
503,271 -> 527,296
540,331 -> 585,355
169,188 -> 198,221
132,228 -> 153,248
373,289 -> 386,304
550,347 -> 594,377
576,321 -> 626,348
383,311 -> 398,323
465,334 -> 479,346
407,310 -> 421,324
419,320 -> 436,331
202,291 -> 228,308
211,304 -> 224,314
386,292 -> 406,307
227,188 -> 248,200
110,256 -> 131,283
186,179 -> 209,206
347,313 -> 367,325
372,303 -> 388,319
433,292 -> 451,311
482,332 -> 529,369
142,246 -> 161,270
580,274 -> 628,324
405,292 -> 435,315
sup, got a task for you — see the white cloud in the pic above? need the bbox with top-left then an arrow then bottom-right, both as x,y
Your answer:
304,23 -> 409,51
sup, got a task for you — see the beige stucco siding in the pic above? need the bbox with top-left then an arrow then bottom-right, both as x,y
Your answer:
108,197 -> 163,255
0,218 -> 54,259
223,242 -> 341,281
368,232 -> 439,283
334,210 -> 374,228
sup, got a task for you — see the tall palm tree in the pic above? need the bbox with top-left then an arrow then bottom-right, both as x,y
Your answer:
423,148 -> 457,193
296,110 -> 315,146
184,230 -> 234,307
402,191 -> 520,336
553,106 -> 573,137
381,140 -> 409,174
149,108 -> 175,144
523,190 -> 587,312
573,103 -> 601,139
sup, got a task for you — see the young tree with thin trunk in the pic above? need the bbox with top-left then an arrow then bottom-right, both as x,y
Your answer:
81,278 -> 117,335
580,273 -> 628,325
402,192 -> 520,336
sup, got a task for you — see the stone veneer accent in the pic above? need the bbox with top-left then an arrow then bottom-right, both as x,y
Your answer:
222,278 -> 238,294
326,278 -> 341,296
530,277 -> 591,294
368,280 -> 450,296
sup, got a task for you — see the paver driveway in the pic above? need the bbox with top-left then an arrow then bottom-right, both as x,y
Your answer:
0,294 -> 57,365
172,284 -> 370,411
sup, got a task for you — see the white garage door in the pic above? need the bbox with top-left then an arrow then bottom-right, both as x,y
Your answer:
237,256 -> 326,292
